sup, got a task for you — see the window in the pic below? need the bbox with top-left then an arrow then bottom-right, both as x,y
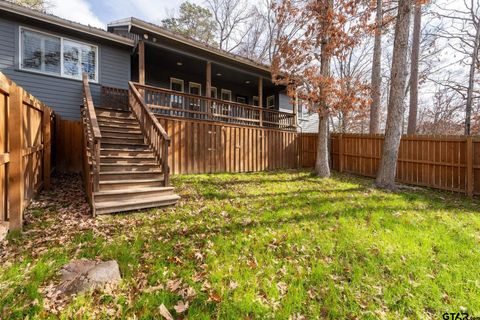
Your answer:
63,40 -> 97,81
20,27 -> 98,82
253,96 -> 259,107
189,82 -> 202,95
170,78 -> 184,92
221,89 -> 232,101
267,95 -> 275,108
170,78 -> 184,107
297,99 -> 305,120
236,96 -> 247,104
210,87 -> 217,99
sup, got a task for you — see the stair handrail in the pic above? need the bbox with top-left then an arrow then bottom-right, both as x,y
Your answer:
128,81 -> 171,185
82,73 -> 101,194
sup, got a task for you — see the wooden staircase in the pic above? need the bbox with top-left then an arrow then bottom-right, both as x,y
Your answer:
81,75 -> 179,215
92,108 -> 179,215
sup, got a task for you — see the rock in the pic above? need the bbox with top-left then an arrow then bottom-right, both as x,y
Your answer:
57,259 -> 121,295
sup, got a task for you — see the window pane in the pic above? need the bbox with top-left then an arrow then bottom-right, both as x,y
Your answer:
63,40 -> 96,80
81,45 -> 96,80
171,81 -> 182,92
22,30 -> 60,74
44,38 -> 60,74
22,31 -> 42,71
190,85 -> 200,95
63,41 -> 80,78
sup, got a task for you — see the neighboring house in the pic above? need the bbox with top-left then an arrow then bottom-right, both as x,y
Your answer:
0,0 -> 318,131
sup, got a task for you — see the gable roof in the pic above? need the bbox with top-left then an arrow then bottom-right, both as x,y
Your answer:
107,17 -> 272,75
0,0 -> 134,47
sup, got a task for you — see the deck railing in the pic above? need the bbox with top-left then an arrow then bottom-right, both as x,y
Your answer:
128,81 -> 171,185
101,86 -> 129,111
81,73 -> 102,206
133,83 -> 297,131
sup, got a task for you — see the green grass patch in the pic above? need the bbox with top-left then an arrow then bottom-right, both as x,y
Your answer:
1,170 -> 479,319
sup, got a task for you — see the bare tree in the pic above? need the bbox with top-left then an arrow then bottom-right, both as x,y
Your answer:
205,0 -> 253,52
376,0 -> 412,190
434,0 -> 480,135
369,0 -> 383,133
407,2 -> 422,134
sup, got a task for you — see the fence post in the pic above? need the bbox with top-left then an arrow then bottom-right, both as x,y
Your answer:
466,136 -> 473,197
8,84 -> 23,231
42,108 -> 51,190
339,133 -> 344,173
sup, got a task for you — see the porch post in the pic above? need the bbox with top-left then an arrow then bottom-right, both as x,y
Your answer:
293,91 -> 298,128
206,61 -> 212,119
139,40 -> 145,85
258,77 -> 263,127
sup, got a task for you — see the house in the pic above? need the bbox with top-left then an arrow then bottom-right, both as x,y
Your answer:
0,1 -> 307,215
0,1 -> 304,126
0,0 -> 134,120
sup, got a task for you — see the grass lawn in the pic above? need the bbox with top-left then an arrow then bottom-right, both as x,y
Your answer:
1,170 -> 480,319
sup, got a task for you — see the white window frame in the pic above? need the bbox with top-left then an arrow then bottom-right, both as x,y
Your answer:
236,96 -> 247,104
170,78 -> 184,92
210,86 -> 217,99
267,95 -> 275,109
170,78 -> 184,108
253,96 -> 259,106
189,82 -> 202,95
19,26 -> 99,83
220,89 -> 232,101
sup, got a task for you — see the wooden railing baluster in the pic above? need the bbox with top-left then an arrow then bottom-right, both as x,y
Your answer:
128,81 -> 171,186
133,82 -> 297,131
81,73 -> 102,215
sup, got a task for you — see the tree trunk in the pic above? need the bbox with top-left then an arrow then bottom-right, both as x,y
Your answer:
465,22 -> 480,135
315,112 -> 330,177
375,0 -> 412,190
407,3 -> 421,134
314,0 -> 332,178
369,0 -> 382,134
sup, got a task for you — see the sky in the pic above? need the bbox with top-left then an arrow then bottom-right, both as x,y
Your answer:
47,0 -> 204,29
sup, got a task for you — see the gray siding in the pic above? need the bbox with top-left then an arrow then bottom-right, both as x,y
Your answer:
298,112 -> 319,133
0,17 -> 131,120
278,92 -> 293,112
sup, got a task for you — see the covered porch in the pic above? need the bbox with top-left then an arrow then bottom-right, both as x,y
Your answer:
133,41 -> 297,130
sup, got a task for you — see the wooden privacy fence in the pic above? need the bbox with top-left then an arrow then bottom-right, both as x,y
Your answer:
300,133 -> 480,196
0,72 -> 54,231
157,116 -> 298,174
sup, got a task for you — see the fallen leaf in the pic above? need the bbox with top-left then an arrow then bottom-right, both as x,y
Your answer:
159,304 -> 174,320
208,291 -> 222,303
229,280 -> 238,290
174,300 -> 189,313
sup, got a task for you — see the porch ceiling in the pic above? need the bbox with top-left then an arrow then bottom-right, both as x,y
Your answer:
144,43 -> 278,91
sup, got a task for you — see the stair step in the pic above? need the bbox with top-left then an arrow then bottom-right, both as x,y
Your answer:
96,106 -> 130,113
95,108 -> 133,118
100,156 -> 156,164
94,186 -> 174,202
94,194 -> 180,215
100,170 -> 163,181
101,137 -> 145,145
99,178 -> 165,191
100,127 -> 143,136
101,142 -> 150,149
97,116 -> 137,125
99,122 -> 140,130
100,149 -> 154,157
101,163 -> 159,172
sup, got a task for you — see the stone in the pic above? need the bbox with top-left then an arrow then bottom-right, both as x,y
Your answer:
57,259 -> 121,295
